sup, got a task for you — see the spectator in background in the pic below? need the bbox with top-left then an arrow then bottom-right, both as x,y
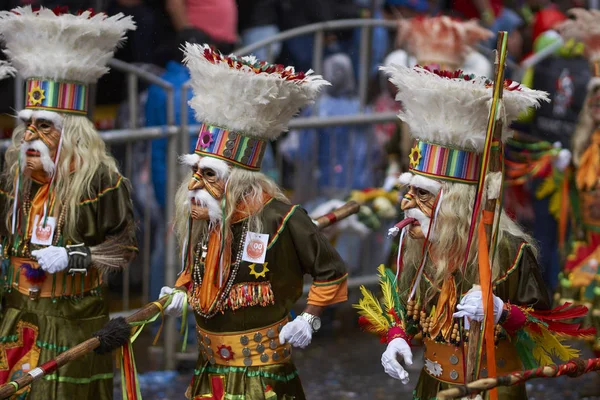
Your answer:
383,0 -> 429,18
278,0 -> 336,72
165,0 -> 237,54
450,0 -> 524,59
237,0 -> 280,61
280,53 -> 382,201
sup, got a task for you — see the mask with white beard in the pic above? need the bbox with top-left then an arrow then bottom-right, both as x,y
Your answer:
404,207 -> 433,239
182,154 -> 230,225
187,189 -> 222,224
20,139 -> 56,176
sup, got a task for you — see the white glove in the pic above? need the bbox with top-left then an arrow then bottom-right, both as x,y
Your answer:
381,338 -> 413,384
159,286 -> 186,317
553,148 -> 572,172
31,246 -> 69,274
453,287 -> 504,329
278,317 -> 312,349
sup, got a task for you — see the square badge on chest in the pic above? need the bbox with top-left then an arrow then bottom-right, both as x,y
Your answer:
242,231 -> 269,265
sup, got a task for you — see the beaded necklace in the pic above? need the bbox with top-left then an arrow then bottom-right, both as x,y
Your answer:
190,219 -> 249,318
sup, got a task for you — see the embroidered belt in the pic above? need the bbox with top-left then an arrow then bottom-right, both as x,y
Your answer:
10,257 -> 101,299
197,317 -> 292,367
423,338 -> 521,384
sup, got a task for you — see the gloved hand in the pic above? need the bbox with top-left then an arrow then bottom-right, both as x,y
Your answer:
453,286 -> 504,328
278,317 -> 312,348
381,337 -> 413,384
65,243 -> 92,272
159,286 -> 186,317
31,246 -> 69,274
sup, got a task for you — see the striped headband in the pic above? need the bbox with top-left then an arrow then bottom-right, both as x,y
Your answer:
25,79 -> 88,115
195,123 -> 267,171
408,140 -> 481,184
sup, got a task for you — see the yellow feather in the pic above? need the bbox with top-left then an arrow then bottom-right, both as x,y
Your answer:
353,286 -> 390,335
535,175 -> 556,200
529,325 -> 580,365
548,189 -> 562,221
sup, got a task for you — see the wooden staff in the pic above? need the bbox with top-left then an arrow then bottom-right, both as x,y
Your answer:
0,293 -> 175,399
0,203 -> 360,398
314,200 -> 360,229
465,32 -> 509,387
438,357 -> 600,399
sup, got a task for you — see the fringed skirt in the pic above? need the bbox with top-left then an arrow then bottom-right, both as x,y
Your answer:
186,357 -> 305,400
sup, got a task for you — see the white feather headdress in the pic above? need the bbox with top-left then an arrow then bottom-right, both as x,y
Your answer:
381,66 -> 549,152
0,6 -> 135,84
183,43 -> 330,140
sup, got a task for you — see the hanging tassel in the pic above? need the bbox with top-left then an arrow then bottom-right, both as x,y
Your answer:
120,340 -> 142,400
180,293 -> 189,352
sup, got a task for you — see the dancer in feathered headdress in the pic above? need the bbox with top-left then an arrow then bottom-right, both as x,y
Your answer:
355,63 -> 594,399
0,6 -> 137,398
156,44 -> 347,399
383,16 -> 492,191
556,8 -> 600,357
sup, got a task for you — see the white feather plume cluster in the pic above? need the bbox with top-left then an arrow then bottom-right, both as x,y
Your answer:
397,16 -> 492,69
557,8 -> 600,62
0,60 -> 15,80
381,65 -> 549,152
183,43 -> 330,140
0,6 -> 136,83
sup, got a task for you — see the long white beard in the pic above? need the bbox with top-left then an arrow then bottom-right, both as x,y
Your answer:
404,208 -> 432,239
20,139 -> 55,176
187,189 -> 222,224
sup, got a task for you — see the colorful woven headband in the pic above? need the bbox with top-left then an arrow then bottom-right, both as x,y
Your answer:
195,123 -> 267,171
25,79 -> 88,115
408,140 -> 482,184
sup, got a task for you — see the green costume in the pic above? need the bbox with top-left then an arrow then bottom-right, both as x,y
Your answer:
0,7 -> 136,397
0,167 -> 136,399
167,44 -> 344,400
179,199 -> 347,399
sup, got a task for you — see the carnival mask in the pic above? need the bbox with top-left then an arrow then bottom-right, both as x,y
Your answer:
182,154 -> 230,222
20,115 -> 61,177
588,87 -> 600,123
400,185 -> 436,239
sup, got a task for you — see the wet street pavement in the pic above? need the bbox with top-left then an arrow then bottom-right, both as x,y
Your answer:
115,303 -> 600,399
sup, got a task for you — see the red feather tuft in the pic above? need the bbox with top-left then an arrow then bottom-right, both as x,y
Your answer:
528,303 -> 596,337
530,303 -> 590,321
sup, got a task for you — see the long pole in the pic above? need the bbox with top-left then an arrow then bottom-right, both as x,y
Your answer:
465,32 -> 508,391
438,357 -> 600,399
0,294 -> 174,399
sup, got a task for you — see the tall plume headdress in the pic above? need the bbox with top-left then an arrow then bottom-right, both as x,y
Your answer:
0,6 -> 136,118
182,43 -> 329,171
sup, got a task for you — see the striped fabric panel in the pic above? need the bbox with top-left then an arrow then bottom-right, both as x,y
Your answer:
194,122 -> 267,170
410,140 -> 481,184
25,79 -> 88,115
